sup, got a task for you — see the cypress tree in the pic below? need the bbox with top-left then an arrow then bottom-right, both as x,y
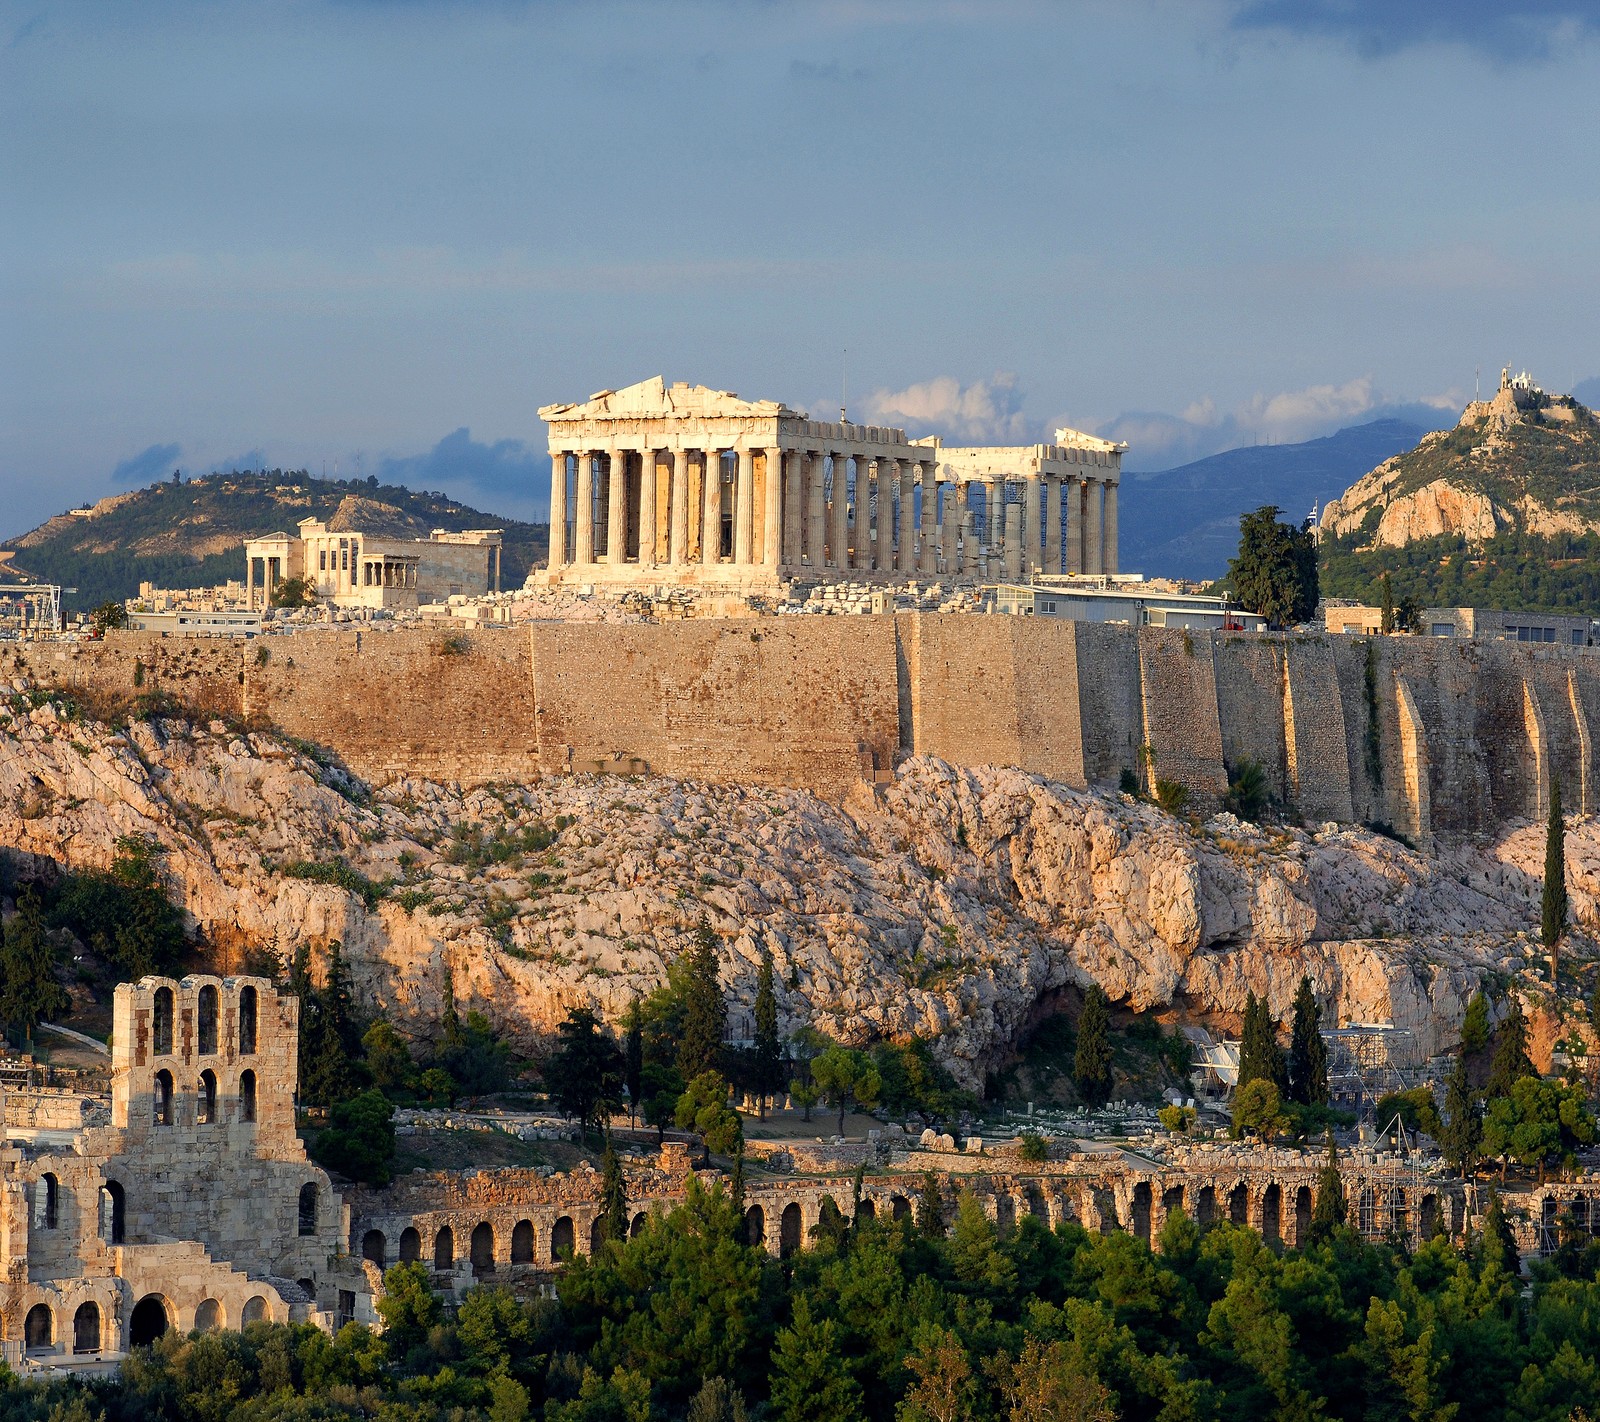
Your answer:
1310,1129 -> 1345,1240
1460,991 -> 1490,1054
1238,993 -> 1288,1095
678,917 -> 726,1082
1476,1188 -> 1520,1277
600,1133 -> 627,1246
1379,571 -> 1395,635
916,1169 -> 946,1239
624,997 -> 643,1128
1288,976 -> 1328,1105
0,887 -> 68,1049
1486,996 -> 1533,1100
1073,986 -> 1113,1106
1440,1051 -> 1481,1175
753,947 -> 780,1120
1542,778 -> 1567,986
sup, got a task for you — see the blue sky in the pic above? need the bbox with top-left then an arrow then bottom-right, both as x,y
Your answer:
2,0 -> 1597,528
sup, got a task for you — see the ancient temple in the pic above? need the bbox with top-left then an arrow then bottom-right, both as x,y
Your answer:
537,377 -> 1123,590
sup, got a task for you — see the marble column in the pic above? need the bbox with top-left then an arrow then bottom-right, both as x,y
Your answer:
1086,479 -> 1104,575
781,449 -> 802,566
986,480 -> 1003,554
829,455 -> 849,569
606,447 -> 629,563
639,449 -> 658,569
806,452 -> 827,566
918,466 -> 937,576
1065,476 -> 1082,574
670,450 -> 690,565
735,448 -> 755,564
1045,475 -> 1062,576
702,449 -> 722,566
764,448 -> 784,568
852,459 -> 873,572
1023,476 -> 1042,578
1104,482 -> 1119,575
574,450 -> 595,564
875,458 -> 896,572
958,503 -> 974,575
1005,499 -> 1023,581
548,454 -> 568,569
898,459 -> 917,575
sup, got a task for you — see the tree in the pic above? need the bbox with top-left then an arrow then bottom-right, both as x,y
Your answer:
809,1045 -> 882,1136
1380,571 -> 1395,635
544,1006 -> 625,1140
898,1326 -> 976,1422
1482,1074 -> 1596,1183
1476,1189 -> 1520,1276
769,1297 -> 863,1422
268,576 -> 317,609
599,1135 -> 627,1247
1226,505 -> 1319,629
89,600 -> 128,636
1460,991 -> 1491,1054
674,1070 -> 743,1156
1232,1078 -> 1289,1140
1311,1130 -> 1345,1240
1073,986 -> 1113,1106
623,997 -> 643,1128
1288,975 -> 1328,1105
640,1060 -> 684,1143
301,943 -> 367,1108
677,918 -> 726,1082
312,1089 -> 396,1185
789,1076 -> 819,1122
1440,1052 -> 1482,1175
0,887 -> 68,1048
1542,777 -> 1567,985
376,1260 -> 443,1365
988,1336 -> 1115,1422
1486,996 -> 1534,1100
687,1378 -> 750,1422
1237,991 -> 1287,1096
752,948 -> 781,1120
362,1018 -> 415,1096
917,1170 -> 947,1239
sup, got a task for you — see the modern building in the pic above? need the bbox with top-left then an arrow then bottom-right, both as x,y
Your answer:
537,377 -> 1124,592
990,576 -> 1266,631
1325,603 -> 1597,645
244,518 -> 503,611
126,609 -> 263,637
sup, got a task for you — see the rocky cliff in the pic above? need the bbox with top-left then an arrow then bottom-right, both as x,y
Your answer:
2,691 -> 1589,1087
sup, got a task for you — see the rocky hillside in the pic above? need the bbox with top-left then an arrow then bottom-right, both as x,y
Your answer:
1321,374 -> 1600,550
1,689 -> 1591,1088
2,471 -> 547,609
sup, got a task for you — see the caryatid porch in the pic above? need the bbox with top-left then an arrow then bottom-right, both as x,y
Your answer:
538,378 -> 1121,589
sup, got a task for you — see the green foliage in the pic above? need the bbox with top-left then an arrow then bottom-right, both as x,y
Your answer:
1311,1130 -> 1345,1239
544,1005 -> 625,1139
600,1136 -> 628,1247
1542,778 -> 1567,960
1225,504 -> 1320,627
1231,1078 -> 1289,1140
279,857 -> 388,910
1374,1086 -> 1442,1139
1153,777 -> 1190,816
1118,766 -> 1141,796
1018,1129 -> 1051,1160
1482,1075 -> 1596,1178
298,940 -> 369,1107
1158,1104 -> 1196,1134
872,1037 -> 974,1126
362,1017 -> 416,1096
89,600 -> 128,635
1460,991 -> 1490,1053
1287,975 -> 1329,1106
268,575 -> 317,608
444,818 -> 561,870
47,835 -> 189,978
1237,991 -> 1288,1096
623,997 -> 644,1126
0,887 -> 68,1046
1073,986 -> 1113,1106
674,1070 -> 743,1155
1440,1053 -> 1482,1175
1486,996 -> 1535,1100
311,1089 -> 397,1185
808,1045 -> 882,1136
752,948 -> 781,1117
1222,758 -> 1269,820
678,917 -> 727,1083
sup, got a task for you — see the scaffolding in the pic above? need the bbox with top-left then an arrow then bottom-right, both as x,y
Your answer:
1326,1024 -> 1418,1116
0,584 -> 63,637
1354,1113 -> 1430,1243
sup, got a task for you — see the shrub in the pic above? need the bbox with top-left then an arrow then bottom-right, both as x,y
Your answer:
280,858 -> 388,910
1154,778 -> 1190,816
1222,760 -> 1268,821
1018,1131 -> 1049,1162
312,1089 -> 396,1185
1159,1104 -> 1196,1134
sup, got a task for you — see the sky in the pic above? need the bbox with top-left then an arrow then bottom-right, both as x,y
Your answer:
3,0 -> 1598,530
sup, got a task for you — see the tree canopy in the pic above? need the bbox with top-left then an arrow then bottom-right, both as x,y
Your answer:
1225,505 -> 1320,628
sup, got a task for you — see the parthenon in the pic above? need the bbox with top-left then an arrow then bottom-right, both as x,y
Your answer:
537,377 -> 1123,590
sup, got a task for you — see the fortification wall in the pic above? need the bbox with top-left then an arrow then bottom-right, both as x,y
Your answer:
1071,621 -> 1143,788
1136,627 -> 1229,811
1212,637 -> 1290,800
8,633 -> 245,719
1282,638 -> 1355,823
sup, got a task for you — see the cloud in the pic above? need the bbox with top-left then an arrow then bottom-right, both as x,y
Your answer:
109,442 -> 183,489
1229,0 -> 1600,62
857,373 -> 1032,443
374,427 -> 545,518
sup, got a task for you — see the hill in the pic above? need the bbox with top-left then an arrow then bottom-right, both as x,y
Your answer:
1118,419 -> 1428,580
2,470 -> 548,609
1318,373 -> 1600,613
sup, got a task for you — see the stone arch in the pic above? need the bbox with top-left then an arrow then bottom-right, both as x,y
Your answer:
1132,1182 -> 1153,1243
630,1212 -> 648,1238
195,1298 -> 222,1333
590,1217 -> 607,1255
198,1069 -> 218,1125
1294,1185 -> 1313,1246
856,1198 -> 876,1223
73,1301 -> 101,1354
1196,1185 -> 1217,1226
198,984 -> 219,1055
1420,1194 -> 1440,1240
744,1204 -> 766,1248
154,1069 -> 174,1126
239,1069 -> 257,1123
511,1220 -> 535,1263
1162,1185 -> 1185,1220
129,1294 -> 171,1347
103,1180 -> 126,1244
24,1303 -> 53,1352
1228,1183 -> 1249,1226
890,1194 -> 911,1221
239,985 -> 258,1055
241,1296 -> 270,1326
297,1278 -> 315,1302
434,1225 -> 455,1270
1386,1187 -> 1408,1239
298,1183 -> 318,1237
39,1172 -> 59,1230
471,1222 -> 495,1277
1262,1183 -> 1282,1245
399,1227 -> 421,1263
780,1202 -> 802,1257
551,1216 -> 575,1261
362,1229 -> 386,1267
153,987 -> 174,1056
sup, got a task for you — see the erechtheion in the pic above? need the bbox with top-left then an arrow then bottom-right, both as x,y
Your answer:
537,377 -> 1123,591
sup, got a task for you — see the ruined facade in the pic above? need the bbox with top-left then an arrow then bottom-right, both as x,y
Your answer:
537,378 -> 1123,590
0,976 -> 369,1373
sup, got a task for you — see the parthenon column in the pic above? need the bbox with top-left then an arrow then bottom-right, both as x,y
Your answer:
876,458 -> 897,572
1104,482 -> 1119,575
639,448 -> 658,569
852,459 -> 873,572
735,448 -> 755,564
574,451 -> 595,564
806,453 -> 826,566
764,447 -> 783,569
1023,476 -> 1042,577
670,450 -> 690,565
896,459 -> 915,574
606,447 -> 628,564
938,483 -> 957,574
1005,499 -> 1023,581
701,449 -> 722,567
549,454 -> 568,568
781,449 -> 802,566
917,465 -> 936,576
829,455 -> 848,569
1045,475 -> 1062,576
1065,475 -> 1081,574
1086,479 -> 1104,575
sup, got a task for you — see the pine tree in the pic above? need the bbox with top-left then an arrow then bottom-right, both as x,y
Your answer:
752,947 -> 780,1121
1310,1130 -> 1345,1240
677,918 -> 726,1082
1074,986 -> 1113,1106
769,1298 -> 863,1422
917,1169 -> 946,1239
624,997 -> 643,1128
0,887 -> 68,1048
1486,996 -> 1533,1100
600,1133 -> 627,1246
323,940 -> 359,1054
1542,778 -> 1567,986
1288,975 -> 1328,1105
440,966 -> 463,1051
1476,1188 -> 1520,1276
1440,1051 -> 1482,1175
544,1005 -> 626,1140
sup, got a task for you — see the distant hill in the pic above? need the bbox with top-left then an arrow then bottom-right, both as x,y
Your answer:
1118,419 -> 1428,580
2,471 -> 548,610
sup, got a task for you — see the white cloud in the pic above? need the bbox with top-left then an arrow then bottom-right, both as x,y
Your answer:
856,373 -> 1032,443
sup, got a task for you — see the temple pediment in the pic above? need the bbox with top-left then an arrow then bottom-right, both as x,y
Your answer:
540,376 -> 802,422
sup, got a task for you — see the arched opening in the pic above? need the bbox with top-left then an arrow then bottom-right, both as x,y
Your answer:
197,985 -> 219,1055
1294,1185 -> 1313,1246
73,1301 -> 101,1354
891,1195 -> 911,1221
744,1204 -> 766,1248
995,1195 -> 1016,1235
589,1216 -> 606,1255
198,1069 -> 218,1125
1197,1185 -> 1217,1226
103,1180 -> 126,1245
551,1216 -> 574,1261
297,1278 -> 315,1302
241,1296 -> 269,1326
1262,1183 -> 1282,1246
153,987 -> 174,1056
362,1229 -> 387,1267
1162,1185 -> 1185,1222
153,1069 -> 174,1127
24,1303 -> 53,1353
298,1183 -> 318,1237
856,1199 -> 876,1223
1132,1182 -> 1153,1243
399,1227 -> 421,1263
194,1299 -> 222,1333
511,1220 -> 534,1263
129,1294 -> 170,1347
1420,1194 -> 1439,1239
240,1069 -> 257,1123
780,1202 -> 802,1257
629,1212 -> 647,1238
434,1226 -> 455,1270
39,1172 -> 59,1230
1228,1184 -> 1249,1226
239,986 -> 258,1055
471,1222 -> 495,1276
